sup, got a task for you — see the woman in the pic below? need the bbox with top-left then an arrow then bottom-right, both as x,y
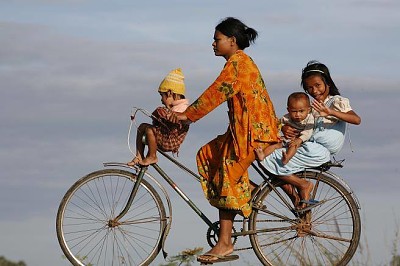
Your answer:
169,17 -> 279,264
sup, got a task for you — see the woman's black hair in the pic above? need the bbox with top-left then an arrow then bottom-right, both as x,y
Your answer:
215,17 -> 258,50
301,60 -> 340,96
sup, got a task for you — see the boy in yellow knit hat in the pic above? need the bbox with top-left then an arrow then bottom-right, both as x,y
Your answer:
128,68 -> 190,166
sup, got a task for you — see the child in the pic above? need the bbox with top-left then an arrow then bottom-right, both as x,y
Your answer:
259,60 -> 361,209
255,92 -> 314,165
128,68 -> 190,166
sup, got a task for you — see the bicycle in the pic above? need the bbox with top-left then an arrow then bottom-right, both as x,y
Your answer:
56,107 -> 361,266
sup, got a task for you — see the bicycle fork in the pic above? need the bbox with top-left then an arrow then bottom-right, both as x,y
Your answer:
109,166 -> 148,226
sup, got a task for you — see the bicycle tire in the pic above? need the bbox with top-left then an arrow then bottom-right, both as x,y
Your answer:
249,170 -> 361,266
56,169 -> 166,266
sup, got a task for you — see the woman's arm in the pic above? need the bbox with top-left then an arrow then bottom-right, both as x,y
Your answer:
184,57 -> 240,123
312,100 -> 361,125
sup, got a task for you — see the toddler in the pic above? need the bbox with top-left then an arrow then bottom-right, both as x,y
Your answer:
255,92 -> 314,165
128,68 -> 189,166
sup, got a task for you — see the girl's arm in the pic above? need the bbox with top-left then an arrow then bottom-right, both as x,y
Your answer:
281,124 -> 300,139
312,100 -> 361,125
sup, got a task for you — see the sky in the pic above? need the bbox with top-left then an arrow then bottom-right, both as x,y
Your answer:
0,0 -> 399,265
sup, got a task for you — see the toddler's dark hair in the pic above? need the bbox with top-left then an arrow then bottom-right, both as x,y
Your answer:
287,92 -> 310,107
215,17 -> 258,50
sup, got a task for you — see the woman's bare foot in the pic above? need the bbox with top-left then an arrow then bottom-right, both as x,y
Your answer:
298,181 -> 313,209
127,155 -> 141,166
140,155 -> 158,166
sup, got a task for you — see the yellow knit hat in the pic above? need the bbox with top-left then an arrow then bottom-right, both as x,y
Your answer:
158,68 -> 186,95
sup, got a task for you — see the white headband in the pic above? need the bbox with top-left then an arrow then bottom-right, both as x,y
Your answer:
305,69 -> 325,75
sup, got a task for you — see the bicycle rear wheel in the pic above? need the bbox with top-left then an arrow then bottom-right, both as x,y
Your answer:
56,169 -> 166,266
249,170 -> 361,266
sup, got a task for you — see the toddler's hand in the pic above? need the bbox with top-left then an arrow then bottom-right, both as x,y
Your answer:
288,138 -> 302,148
157,108 -> 169,117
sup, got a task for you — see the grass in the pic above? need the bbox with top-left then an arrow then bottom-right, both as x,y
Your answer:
159,215 -> 400,266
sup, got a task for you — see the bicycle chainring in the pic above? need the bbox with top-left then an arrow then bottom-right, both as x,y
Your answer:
206,221 -> 237,248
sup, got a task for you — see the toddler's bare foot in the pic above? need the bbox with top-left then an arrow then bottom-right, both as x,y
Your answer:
298,181 -> 313,209
140,155 -> 158,166
127,155 -> 141,166
256,143 -> 280,161
281,151 -> 289,165
254,147 -> 265,161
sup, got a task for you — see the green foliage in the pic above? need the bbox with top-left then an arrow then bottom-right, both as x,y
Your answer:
391,255 -> 400,266
62,254 -> 93,266
0,256 -> 26,266
159,247 -> 203,266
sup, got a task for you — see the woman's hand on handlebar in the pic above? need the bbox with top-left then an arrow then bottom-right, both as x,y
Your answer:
281,124 -> 300,139
167,111 -> 191,125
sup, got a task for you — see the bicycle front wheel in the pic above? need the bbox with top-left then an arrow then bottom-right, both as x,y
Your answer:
56,169 -> 166,266
249,170 -> 361,266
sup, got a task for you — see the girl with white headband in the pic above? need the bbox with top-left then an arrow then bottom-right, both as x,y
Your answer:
259,60 -> 361,210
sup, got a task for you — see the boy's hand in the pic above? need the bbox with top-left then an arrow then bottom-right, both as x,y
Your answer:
288,138 -> 302,148
157,108 -> 169,117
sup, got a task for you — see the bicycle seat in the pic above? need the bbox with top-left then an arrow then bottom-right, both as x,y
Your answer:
314,159 -> 344,171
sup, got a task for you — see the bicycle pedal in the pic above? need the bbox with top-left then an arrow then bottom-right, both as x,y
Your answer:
300,199 -> 319,205
297,200 -> 322,213
253,202 -> 267,211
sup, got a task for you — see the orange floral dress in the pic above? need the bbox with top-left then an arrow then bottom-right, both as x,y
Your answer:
184,50 -> 279,217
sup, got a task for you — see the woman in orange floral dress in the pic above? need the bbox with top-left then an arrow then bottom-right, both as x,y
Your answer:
169,17 -> 280,263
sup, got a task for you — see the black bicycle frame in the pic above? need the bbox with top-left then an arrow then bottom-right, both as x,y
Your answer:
113,150 -> 219,233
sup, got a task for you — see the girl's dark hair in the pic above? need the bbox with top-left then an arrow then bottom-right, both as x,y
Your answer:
301,60 -> 340,96
215,17 -> 258,50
